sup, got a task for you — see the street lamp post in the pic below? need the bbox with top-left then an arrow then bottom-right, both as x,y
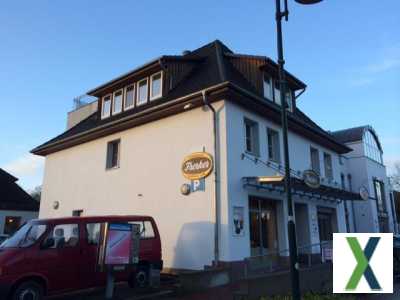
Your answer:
274,0 -> 322,299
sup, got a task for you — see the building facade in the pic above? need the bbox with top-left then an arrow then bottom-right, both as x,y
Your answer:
33,41 -> 395,271
0,169 -> 39,235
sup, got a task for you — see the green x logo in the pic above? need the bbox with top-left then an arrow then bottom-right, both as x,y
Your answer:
345,237 -> 381,291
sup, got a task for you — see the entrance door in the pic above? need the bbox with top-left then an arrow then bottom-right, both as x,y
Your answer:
317,210 -> 336,242
249,197 -> 278,256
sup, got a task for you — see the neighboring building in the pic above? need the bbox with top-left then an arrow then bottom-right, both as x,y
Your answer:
0,168 -> 39,235
32,40 -> 395,271
332,126 -> 397,233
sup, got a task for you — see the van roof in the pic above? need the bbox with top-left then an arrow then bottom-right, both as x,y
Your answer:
31,215 -> 154,224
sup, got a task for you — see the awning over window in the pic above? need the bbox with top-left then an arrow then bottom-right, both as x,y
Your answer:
243,176 -> 363,202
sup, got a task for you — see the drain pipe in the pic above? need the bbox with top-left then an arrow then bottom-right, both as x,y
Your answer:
202,90 -> 220,266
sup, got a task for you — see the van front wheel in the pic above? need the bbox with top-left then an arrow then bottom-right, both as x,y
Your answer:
129,265 -> 150,289
12,281 -> 44,300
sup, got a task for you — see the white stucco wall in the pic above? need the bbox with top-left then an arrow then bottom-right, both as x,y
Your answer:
41,101 -> 228,270
0,210 -> 38,234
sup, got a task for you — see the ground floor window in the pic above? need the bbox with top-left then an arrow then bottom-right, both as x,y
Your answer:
249,197 -> 278,256
4,216 -> 21,235
317,208 -> 337,242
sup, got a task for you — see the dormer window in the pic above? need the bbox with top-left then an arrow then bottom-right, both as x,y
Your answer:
124,84 -> 135,110
101,95 -> 112,119
112,90 -> 123,115
137,78 -> 148,106
150,72 -> 163,101
263,75 -> 273,100
274,81 -> 282,106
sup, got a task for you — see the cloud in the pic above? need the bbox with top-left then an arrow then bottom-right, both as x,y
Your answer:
2,154 -> 44,190
365,58 -> 400,74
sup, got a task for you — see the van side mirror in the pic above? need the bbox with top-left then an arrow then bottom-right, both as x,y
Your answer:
41,237 -> 55,249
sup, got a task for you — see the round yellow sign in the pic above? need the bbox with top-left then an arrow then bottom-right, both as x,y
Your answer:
181,152 -> 213,180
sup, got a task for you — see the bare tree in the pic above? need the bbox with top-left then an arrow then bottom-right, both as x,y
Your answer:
390,162 -> 400,191
30,185 -> 42,202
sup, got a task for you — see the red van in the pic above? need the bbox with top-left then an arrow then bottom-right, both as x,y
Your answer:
0,215 -> 162,300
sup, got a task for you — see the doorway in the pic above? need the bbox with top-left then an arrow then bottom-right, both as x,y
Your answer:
249,197 -> 278,256
317,207 -> 337,242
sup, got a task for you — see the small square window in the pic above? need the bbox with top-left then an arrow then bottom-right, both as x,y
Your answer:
106,140 -> 120,169
101,95 -> 112,119
112,90 -> 123,115
124,84 -> 135,110
150,72 -> 162,101
137,78 -> 148,106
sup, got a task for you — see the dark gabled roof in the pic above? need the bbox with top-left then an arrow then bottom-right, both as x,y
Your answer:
0,168 -> 39,212
32,40 -> 350,156
331,125 -> 382,150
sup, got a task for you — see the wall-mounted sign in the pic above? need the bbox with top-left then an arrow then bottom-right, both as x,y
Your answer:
233,206 -> 244,236
303,169 -> 320,189
182,152 -> 213,180
359,186 -> 369,201
191,179 -> 205,192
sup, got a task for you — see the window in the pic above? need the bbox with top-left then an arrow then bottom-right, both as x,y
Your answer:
364,130 -> 383,164
339,155 -> 344,165
273,81 -> 281,105
323,152 -> 333,180
150,72 -> 162,100
112,90 -> 123,115
4,216 -> 21,235
263,75 -> 273,100
130,221 -> 155,239
374,179 -> 386,213
340,173 -> 346,190
44,224 -> 79,248
72,210 -> 83,217
86,223 -> 101,245
310,147 -> 320,174
267,128 -> 280,162
347,174 -> 352,192
124,84 -> 135,110
244,118 -> 259,156
101,95 -> 112,119
285,90 -> 293,112
1,223 -> 47,248
106,139 -> 120,169
137,78 -> 148,105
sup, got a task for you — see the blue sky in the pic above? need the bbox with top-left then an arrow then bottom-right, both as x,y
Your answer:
0,0 -> 399,190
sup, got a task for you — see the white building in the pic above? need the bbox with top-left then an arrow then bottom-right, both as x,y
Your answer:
32,40 -> 396,271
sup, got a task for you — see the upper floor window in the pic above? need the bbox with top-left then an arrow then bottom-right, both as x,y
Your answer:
374,179 -> 386,213
310,147 -> 320,174
137,78 -> 148,106
101,95 -> 112,119
323,152 -> 333,180
124,84 -> 135,110
150,72 -> 162,100
244,118 -> 259,156
340,173 -> 346,190
273,81 -> 282,106
267,128 -> 280,163
112,90 -> 123,115
263,75 -> 273,100
285,90 -> 293,112
347,174 -> 352,192
106,139 -> 120,169
364,130 -> 382,164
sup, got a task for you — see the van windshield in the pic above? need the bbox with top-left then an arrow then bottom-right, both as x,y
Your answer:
0,223 -> 47,248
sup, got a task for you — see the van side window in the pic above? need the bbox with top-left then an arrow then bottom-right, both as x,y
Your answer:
45,224 -> 79,248
130,221 -> 155,239
86,223 -> 101,245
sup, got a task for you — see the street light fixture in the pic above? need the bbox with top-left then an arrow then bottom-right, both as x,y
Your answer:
274,0 -> 323,300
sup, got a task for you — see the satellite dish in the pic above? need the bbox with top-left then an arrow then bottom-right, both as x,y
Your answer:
295,0 -> 323,4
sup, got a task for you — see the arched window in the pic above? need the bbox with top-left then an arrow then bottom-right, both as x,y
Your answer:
363,130 -> 382,164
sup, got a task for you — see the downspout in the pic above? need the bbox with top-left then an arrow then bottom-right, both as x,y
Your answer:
202,89 -> 220,266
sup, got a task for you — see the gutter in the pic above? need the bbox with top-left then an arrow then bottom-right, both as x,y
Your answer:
202,90 -> 220,266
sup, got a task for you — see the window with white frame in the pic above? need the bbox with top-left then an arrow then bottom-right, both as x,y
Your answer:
124,84 -> 135,110
137,78 -> 148,106
267,128 -> 280,162
263,74 -> 273,100
364,130 -> 383,164
310,147 -> 320,174
112,90 -> 123,115
323,152 -> 333,180
150,72 -> 162,100
374,179 -> 386,212
285,90 -> 293,112
101,95 -> 112,119
244,118 -> 259,156
273,80 -> 281,106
